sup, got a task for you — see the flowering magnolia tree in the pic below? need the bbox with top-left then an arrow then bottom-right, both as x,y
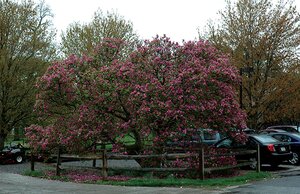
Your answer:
25,36 -> 246,154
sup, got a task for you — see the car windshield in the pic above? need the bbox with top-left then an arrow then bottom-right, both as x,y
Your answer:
282,128 -> 297,132
253,135 -> 278,143
271,126 -> 298,133
215,138 -> 232,147
290,133 -> 300,139
203,131 -> 218,140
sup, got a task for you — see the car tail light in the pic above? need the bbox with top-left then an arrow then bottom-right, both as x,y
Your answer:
267,144 -> 275,152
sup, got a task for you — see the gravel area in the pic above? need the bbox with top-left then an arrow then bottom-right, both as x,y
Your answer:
0,159 -> 140,174
61,159 -> 141,168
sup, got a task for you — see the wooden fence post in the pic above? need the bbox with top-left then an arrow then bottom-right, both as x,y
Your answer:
256,144 -> 261,173
199,147 -> 205,180
56,147 -> 61,176
102,149 -> 108,178
30,151 -> 35,171
92,143 -> 96,167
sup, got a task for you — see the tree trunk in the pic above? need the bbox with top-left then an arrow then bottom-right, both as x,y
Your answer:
14,128 -> 21,141
126,129 -> 143,155
0,133 -> 7,150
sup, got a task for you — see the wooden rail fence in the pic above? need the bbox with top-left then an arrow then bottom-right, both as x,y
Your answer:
30,144 -> 261,180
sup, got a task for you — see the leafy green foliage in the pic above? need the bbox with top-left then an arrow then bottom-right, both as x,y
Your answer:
203,0 -> 300,128
0,0 -> 56,149
61,10 -> 140,58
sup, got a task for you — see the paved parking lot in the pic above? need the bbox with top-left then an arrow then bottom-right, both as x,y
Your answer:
1,161 -> 300,194
0,161 -> 221,194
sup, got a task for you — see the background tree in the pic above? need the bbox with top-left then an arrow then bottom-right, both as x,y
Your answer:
202,0 -> 300,129
60,10 -> 140,58
26,36 -> 246,154
261,64 -> 300,125
0,0 -> 56,149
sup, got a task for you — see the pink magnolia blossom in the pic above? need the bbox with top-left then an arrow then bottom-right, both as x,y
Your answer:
26,36 -> 246,157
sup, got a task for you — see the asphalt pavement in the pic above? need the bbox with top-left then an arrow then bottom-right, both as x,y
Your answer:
1,161 -> 300,194
223,173 -> 300,194
0,171 -> 222,194
0,161 -> 223,194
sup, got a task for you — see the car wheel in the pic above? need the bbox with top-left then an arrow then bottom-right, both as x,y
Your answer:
15,155 -> 23,163
249,157 -> 257,170
289,152 -> 299,165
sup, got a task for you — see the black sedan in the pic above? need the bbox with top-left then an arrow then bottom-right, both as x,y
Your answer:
214,134 -> 293,168
267,132 -> 300,165
0,144 -> 26,164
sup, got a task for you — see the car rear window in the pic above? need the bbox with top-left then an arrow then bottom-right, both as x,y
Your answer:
253,135 -> 278,143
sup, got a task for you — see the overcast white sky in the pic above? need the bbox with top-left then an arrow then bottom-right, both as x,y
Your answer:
40,0 -> 300,43
41,0 -> 226,43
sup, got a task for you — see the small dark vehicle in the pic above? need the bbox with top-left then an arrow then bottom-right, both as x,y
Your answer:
0,144 -> 26,164
268,132 -> 300,165
214,134 -> 293,169
166,128 -> 222,147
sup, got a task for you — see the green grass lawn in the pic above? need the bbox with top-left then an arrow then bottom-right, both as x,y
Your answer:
97,171 -> 272,187
4,139 -> 27,147
100,133 -> 153,150
24,168 -> 273,188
